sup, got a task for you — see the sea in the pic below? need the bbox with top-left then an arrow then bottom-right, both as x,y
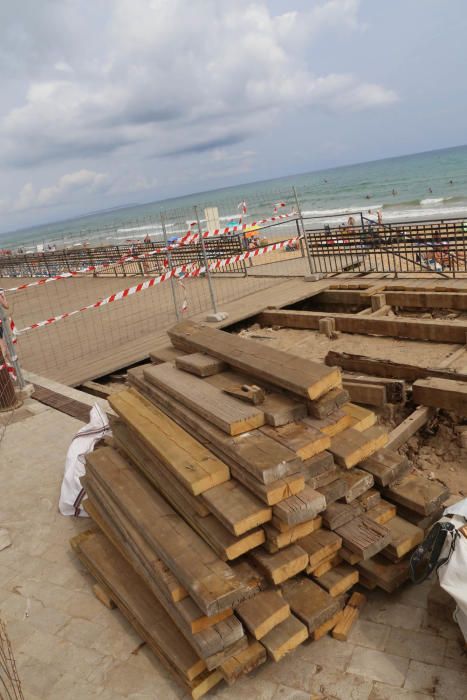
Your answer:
2,144 -> 467,252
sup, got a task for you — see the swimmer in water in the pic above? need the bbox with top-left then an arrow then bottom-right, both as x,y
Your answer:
428,187 -> 433,194
392,188 -> 397,196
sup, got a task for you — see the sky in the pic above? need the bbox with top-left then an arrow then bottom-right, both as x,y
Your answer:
0,0 -> 466,233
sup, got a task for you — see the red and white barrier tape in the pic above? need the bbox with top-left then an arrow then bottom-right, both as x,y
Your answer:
0,363 -> 17,380
16,237 -> 300,334
4,212 -> 298,294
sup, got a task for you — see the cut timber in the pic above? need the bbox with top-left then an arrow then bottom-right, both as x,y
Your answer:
303,410 -> 354,437
310,553 -> 342,578
281,577 -> 342,634
230,560 -> 266,599
222,383 -> 265,405
220,640 -> 266,685
153,558 -> 188,603
312,610 -> 343,641
342,381 -> 386,407
332,592 -> 366,641
325,350 -> 467,385
339,468 -> 375,503
301,451 -> 335,478
250,545 -> 308,585
339,548 -> 361,565
412,377 -> 467,416
323,501 -> 363,531
382,474 -> 450,516
341,403 -> 377,432
261,393 -> 307,427
336,515 -> 391,560
150,344 -> 185,364
359,449 -> 411,487
260,614 -> 308,662
235,590 -> 290,640
129,369 -> 301,486
357,556 -> 410,593
85,447 -> 247,616
258,308 -> 467,344
231,469 -> 305,507
374,406 -> 435,452
73,531 -> 207,687
330,426 -> 388,469
109,389 -> 229,496
314,564 -> 359,597
271,515 -> 322,535
342,373 -> 405,404
175,353 -> 226,377
144,363 -> 265,436
169,321 -> 341,400
317,478 -> 347,505
396,505 -> 443,531
357,488 -> 381,511
81,380 -> 115,400
92,583 -> 116,609
264,517 -> 321,552
261,422 -> 331,461
366,499 -> 396,526
382,516 -> 424,560
272,485 -> 326,526
307,468 -> 340,490
201,480 -> 271,536
307,388 -> 350,419
299,529 -> 342,570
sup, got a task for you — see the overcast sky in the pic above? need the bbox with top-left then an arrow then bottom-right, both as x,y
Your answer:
0,0 -> 466,233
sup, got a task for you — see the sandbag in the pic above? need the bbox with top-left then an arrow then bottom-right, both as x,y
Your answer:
59,403 -> 110,517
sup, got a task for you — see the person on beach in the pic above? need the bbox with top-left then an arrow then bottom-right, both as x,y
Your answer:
377,210 -> 383,225
0,289 -> 10,362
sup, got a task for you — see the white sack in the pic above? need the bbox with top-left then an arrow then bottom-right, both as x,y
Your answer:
437,502 -> 467,642
59,403 -> 110,517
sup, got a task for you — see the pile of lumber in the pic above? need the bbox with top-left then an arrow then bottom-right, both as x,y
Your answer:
72,320 -> 450,698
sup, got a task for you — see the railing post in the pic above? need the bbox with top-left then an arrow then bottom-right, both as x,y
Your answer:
161,212 -> 180,322
292,186 -> 321,280
194,206 -> 228,322
0,302 -> 25,390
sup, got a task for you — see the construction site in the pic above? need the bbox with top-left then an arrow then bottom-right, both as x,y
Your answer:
1,201 -> 467,700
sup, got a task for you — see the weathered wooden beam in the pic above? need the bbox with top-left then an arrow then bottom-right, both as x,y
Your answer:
412,377 -> 467,416
385,406 -> 435,451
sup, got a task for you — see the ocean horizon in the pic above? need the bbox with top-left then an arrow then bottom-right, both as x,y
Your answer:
2,143 -> 467,251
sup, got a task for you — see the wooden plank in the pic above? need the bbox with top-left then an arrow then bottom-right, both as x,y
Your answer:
169,320 -> 342,400
222,383 -> 265,405
339,548 -> 361,565
307,388 -> 350,419
325,350 -> 467,384
412,377 -> 467,416
220,640 -> 266,685
322,501 -> 363,531
316,477 -> 347,505
81,380 -> 115,399
201,480 -> 271,536
230,468 -> 305,507
303,410 -> 354,437
258,309 -> 467,344
150,345 -> 185,364
281,577 -> 342,634
129,370 -> 301,486
301,451 -> 335,478
92,583 -> 116,609
307,468 -> 340,490
395,505 -> 443,531
235,590 -> 290,640
272,485 -> 326,526
336,515 -> 391,560
312,610 -> 343,641
175,353 -> 226,377
298,529 -> 342,570
365,499 -> 397,525
310,553 -> 342,578
359,449 -> 411,487
382,516 -> 424,560
332,592 -> 366,641
330,426 -> 388,469
339,468 -> 375,503
357,556 -> 410,593
385,406 -> 436,451
260,614 -> 308,662
357,488 -> 381,511
382,474 -> 450,516
342,373 -> 405,404
314,563 -> 359,597
342,381 -> 387,407
264,517 -> 322,552
341,403 -> 377,432
250,545 -> 308,585
109,389 -> 229,496
260,422 -> 331,460
85,447 -> 248,616
144,363 -> 265,436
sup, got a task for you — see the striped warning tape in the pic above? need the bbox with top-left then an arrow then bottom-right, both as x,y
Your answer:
16,237 -> 300,334
4,212 -> 298,294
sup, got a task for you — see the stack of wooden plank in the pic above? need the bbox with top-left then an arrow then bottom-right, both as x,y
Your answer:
73,320 -> 451,697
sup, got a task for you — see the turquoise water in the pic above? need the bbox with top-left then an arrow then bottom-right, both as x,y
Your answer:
2,144 -> 467,251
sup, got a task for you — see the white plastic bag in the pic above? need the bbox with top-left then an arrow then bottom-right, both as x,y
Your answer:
437,499 -> 467,642
59,403 -> 110,517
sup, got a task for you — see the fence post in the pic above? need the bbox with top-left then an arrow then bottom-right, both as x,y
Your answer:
0,303 -> 25,390
161,212 -> 180,322
194,206 -> 228,322
292,186 -> 322,280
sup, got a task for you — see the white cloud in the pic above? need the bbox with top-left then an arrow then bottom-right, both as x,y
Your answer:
12,169 -> 108,211
0,0 -> 397,172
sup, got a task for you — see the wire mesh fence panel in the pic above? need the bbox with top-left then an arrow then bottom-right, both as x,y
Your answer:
0,619 -> 24,700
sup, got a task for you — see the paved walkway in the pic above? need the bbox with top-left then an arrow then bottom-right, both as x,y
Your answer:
0,399 -> 466,699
